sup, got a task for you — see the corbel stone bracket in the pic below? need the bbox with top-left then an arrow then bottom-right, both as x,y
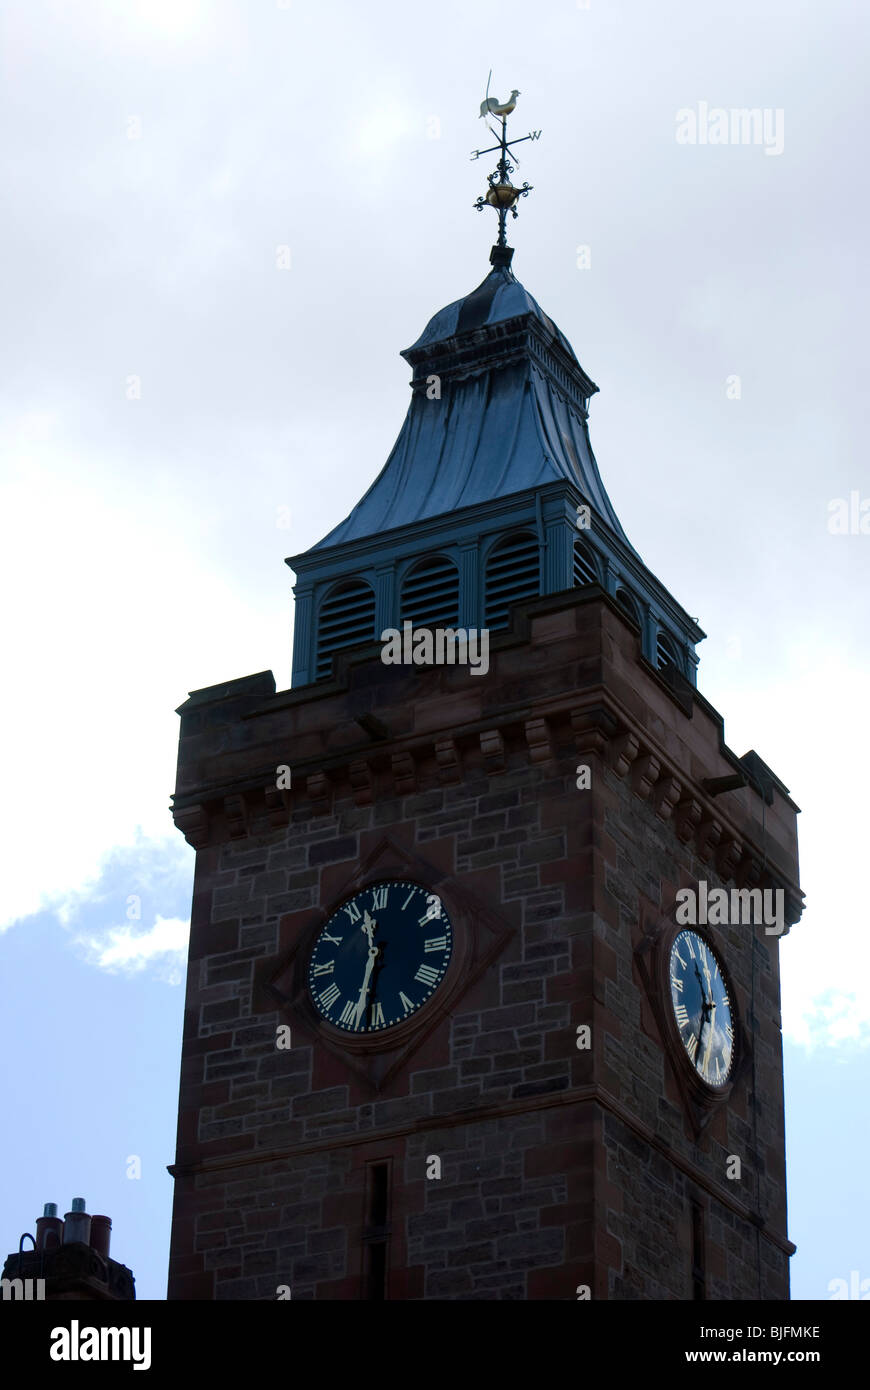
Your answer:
349,759 -> 374,807
653,773 -> 682,822
525,717 -> 553,767
611,731 -> 640,779
632,753 -> 661,801
306,771 -> 332,818
481,728 -> 506,775
264,785 -> 290,828
674,797 -> 702,845
571,705 -> 619,758
696,817 -> 723,862
716,835 -> 743,881
391,750 -> 417,796
173,803 -> 210,849
224,794 -> 247,840
434,736 -> 462,785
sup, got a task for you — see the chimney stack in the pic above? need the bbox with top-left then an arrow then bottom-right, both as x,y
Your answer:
2,1197 -> 134,1300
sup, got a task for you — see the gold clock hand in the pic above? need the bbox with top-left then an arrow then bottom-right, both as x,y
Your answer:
353,916 -> 379,1027
352,955 -> 375,1027
701,1003 -> 716,1077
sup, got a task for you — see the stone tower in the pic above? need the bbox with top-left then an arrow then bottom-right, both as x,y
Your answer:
166,241 -> 802,1300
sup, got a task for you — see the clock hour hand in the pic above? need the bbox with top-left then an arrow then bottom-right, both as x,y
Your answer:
693,961 -> 709,1006
694,961 -> 713,1033
693,960 -> 715,1057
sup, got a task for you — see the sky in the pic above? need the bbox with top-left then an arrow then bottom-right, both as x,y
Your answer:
0,0 -> 867,1300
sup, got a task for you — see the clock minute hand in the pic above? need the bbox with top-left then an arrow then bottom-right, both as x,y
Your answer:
352,914 -> 378,1027
702,962 -> 713,1001
701,1001 -> 716,1077
352,953 -> 376,1026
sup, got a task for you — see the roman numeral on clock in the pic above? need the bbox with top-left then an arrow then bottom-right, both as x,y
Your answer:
312,960 -> 334,976
371,886 -> 389,910
674,1003 -> 690,1028
372,1002 -> 384,1026
670,974 -> 683,993
686,1034 -> 699,1062
343,901 -> 362,923
399,991 -> 414,1014
339,999 -> 357,1026
424,937 -> 447,953
322,931 -> 341,946
414,964 -> 440,986
319,982 -> 340,1011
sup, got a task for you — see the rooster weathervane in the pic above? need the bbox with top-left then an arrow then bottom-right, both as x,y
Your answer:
471,72 -> 540,259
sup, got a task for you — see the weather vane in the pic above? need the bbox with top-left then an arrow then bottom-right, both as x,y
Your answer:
471,72 -> 540,263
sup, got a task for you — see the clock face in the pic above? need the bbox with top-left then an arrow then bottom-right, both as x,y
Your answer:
669,930 -> 734,1087
308,880 -> 453,1033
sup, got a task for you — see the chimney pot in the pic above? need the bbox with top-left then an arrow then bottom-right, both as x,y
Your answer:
63,1198 -> 92,1246
90,1215 -> 112,1259
36,1202 -> 64,1253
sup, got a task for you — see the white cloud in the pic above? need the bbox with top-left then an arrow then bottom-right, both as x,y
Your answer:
74,914 -> 190,983
0,419 -> 284,931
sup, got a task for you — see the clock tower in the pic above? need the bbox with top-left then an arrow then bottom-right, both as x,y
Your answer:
166,107 -> 802,1300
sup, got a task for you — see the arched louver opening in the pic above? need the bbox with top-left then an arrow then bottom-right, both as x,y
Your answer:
573,541 -> 599,588
315,579 -> 376,679
656,631 -> 680,674
615,586 -> 640,627
484,532 -> 540,631
400,555 -> 460,629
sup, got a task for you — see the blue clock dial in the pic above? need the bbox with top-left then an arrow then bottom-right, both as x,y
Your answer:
669,930 -> 734,1087
308,880 -> 453,1033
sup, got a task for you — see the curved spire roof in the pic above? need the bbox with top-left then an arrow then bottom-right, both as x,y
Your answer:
407,263 -> 578,362
310,263 -> 636,554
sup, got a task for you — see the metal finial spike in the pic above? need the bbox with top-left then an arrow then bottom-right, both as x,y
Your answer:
472,79 -> 538,251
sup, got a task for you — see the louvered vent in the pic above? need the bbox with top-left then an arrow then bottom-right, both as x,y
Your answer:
573,541 -> 599,587
615,587 -> 640,626
484,532 -> 540,631
316,580 -> 376,679
656,631 -> 679,673
400,555 -> 460,628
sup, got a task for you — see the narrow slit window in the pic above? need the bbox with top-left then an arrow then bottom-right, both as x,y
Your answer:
691,1200 -> 706,1301
363,1161 -> 391,1300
